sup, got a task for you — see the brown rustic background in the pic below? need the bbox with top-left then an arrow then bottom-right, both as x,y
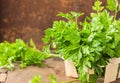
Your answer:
0,0 -> 119,49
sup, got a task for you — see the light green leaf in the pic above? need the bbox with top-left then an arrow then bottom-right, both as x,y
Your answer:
30,39 -> 36,49
95,46 -> 103,52
82,45 -> 90,55
106,0 -> 118,11
92,40 -> 101,47
92,0 -> 104,12
78,49 -> 82,60
49,74 -> 57,83
29,75 -> 43,83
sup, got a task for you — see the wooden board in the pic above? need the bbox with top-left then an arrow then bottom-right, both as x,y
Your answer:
104,64 -> 119,83
64,60 -> 78,78
118,69 -> 120,78
109,58 -> 120,64
0,73 -> 7,82
64,58 -> 120,82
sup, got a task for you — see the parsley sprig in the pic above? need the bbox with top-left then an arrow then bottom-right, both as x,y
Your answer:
43,0 -> 120,83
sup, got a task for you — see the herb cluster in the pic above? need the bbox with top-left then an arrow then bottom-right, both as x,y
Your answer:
28,75 -> 44,83
0,39 -> 50,70
28,74 -> 78,83
43,0 -> 120,83
28,74 -> 57,83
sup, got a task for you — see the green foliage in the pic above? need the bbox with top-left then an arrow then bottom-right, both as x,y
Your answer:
0,39 -> 50,70
49,74 -> 57,83
57,12 -> 84,21
28,74 -> 57,83
28,75 -> 43,83
92,0 -> 104,12
43,0 -> 120,83
106,0 -> 120,20
89,74 -> 99,83
28,74 -> 79,83
106,0 -> 118,11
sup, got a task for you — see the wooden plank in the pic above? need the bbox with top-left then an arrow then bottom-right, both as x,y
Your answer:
109,58 -> 120,79
118,69 -> 120,78
0,73 -> 7,82
104,64 -> 119,83
64,58 -> 120,82
109,58 -> 120,64
64,60 -> 78,78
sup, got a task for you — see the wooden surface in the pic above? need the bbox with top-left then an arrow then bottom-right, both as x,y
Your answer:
104,64 -> 119,83
64,58 -> 120,83
118,69 -> 120,78
0,57 -> 120,83
64,60 -> 78,78
109,58 -> 120,64
0,70 -> 8,83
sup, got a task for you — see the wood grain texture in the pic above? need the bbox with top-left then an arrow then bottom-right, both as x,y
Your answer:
104,64 -> 119,83
64,60 -> 78,78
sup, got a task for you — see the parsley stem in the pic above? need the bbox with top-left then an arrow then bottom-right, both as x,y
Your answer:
114,10 -> 118,21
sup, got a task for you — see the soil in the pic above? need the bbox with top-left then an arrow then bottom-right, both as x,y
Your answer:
0,57 -> 120,83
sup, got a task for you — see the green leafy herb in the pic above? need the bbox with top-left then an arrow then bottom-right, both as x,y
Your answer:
0,39 -> 50,70
57,12 -> 84,22
92,0 -> 104,12
28,74 -> 79,83
49,74 -> 57,83
106,0 -> 118,11
106,0 -> 120,20
28,75 -> 43,83
28,74 -> 57,83
43,0 -> 120,83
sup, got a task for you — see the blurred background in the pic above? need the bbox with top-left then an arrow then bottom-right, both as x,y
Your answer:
0,0 -> 119,49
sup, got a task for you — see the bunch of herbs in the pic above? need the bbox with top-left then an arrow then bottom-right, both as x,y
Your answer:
0,39 -> 50,70
43,0 -> 120,83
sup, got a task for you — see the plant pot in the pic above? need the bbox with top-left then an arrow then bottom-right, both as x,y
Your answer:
64,58 -> 120,83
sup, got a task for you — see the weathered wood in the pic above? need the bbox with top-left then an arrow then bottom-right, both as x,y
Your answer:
102,58 -> 120,83
0,73 -> 7,82
109,58 -> 120,64
64,60 -> 78,78
118,69 -> 120,78
104,63 -> 119,83
64,58 -> 120,82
